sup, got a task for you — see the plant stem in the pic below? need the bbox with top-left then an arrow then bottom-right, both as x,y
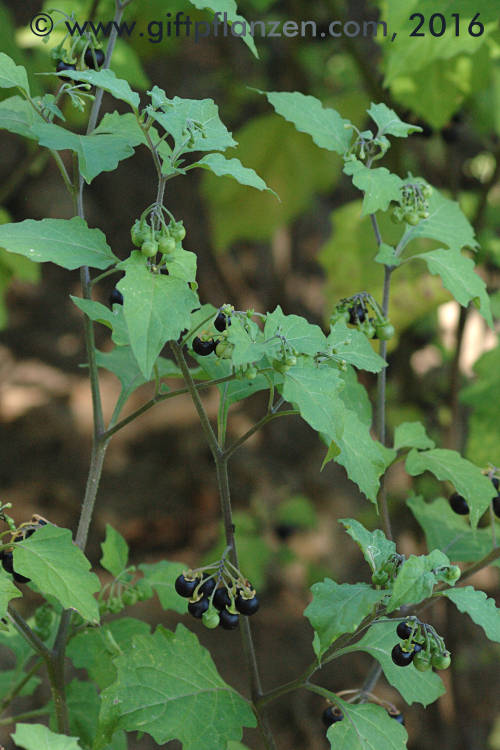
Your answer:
223,409 -> 299,460
7,607 -> 51,661
0,658 -> 43,712
0,706 -> 50,726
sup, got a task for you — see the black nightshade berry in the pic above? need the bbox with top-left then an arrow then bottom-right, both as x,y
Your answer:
235,594 -> 260,616
396,621 -> 413,640
192,337 -> 216,356
391,643 -> 415,667
493,496 -> 500,520
214,312 -> 231,332
1,551 -> 30,584
348,303 -> 366,325
109,288 -> 123,307
56,60 -> 77,78
175,574 -> 198,598
188,598 -> 209,619
449,492 -> 469,515
199,574 -> 216,598
219,609 -> 239,630
322,706 -> 344,727
213,587 -> 231,610
84,47 -> 105,68
390,712 -> 404,724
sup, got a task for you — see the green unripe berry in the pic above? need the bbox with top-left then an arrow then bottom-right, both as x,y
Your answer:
371,570 -> 389,586
375,323 -> 395,341
413,651 -> 432,672
202,608 -> 220,629
422,185 -> 433,199
391,207 -> 404,224
245,366 -> 258,380
141,240 -> 158,258
173,224 -> 186,241
405,211 -> 420,226
158,236 -> 176,254
131,221 -> 146,247
444,565 -> 461,583
122,588 -> 138,606
431,650 -> 451,670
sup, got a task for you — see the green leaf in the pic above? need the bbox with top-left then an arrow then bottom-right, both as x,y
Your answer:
327,321 -> 387,373
226,316 -> 275,368
258,90 -> 352,154
202,113 -> 342,249
100,525 -> 129,578
412,248 -> 492,327
343,159 -> 403,216
305,579 -> 386,657
0,218 -> 117,270
51,68 -> 140,110
193,153 -> 277,196
186,0 -> 258,56
442,586 -> 500,642
99,624 -> 256,749
93,111 -> 148,147
0,571 -> 22,614
30,122 -> 136,184
0,52 -> 29,94
138,560 -> 188,614
327,699 -> 407,749
405,448 -> 497,528
67,617 -> 150,690
64,679 -> 100,749
387,549 -> 450,612
374,242 -> 401,267
281,364 -> 344,443
163,245 -> 197,283
351,621 -> 445,706
367,102 -> 422,138
12,724 -> 82,750
95,347 -> 182,403
264,305 -> 327,356
117,251 -> 199,379
339,518 -> 396,572
400,188 -> 478,253
393,422 -> 435,451
71,298 -> 129,347
13,524 -> 100,622
407,495 -> 497,565
0,96 -> 43,139
327,413 -> 397,504
149,90 -> 236,154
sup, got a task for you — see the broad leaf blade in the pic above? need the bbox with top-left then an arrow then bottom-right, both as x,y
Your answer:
194,153 -> 277,196
443,586 -> 500,643
99,624 -> 256,749
12,723 -> 82,750
343,158 -> 403,215
367,102 -> 422,138
100,524 -> 129,578
0,218 -> 117,270
0,572 -> 22,614
394,422 -> 435,451
328,321 -> 387,373
387,550 -> 450,612
327,699 -> 408,749
13,525 -> 100,622
138,560 -> 188,614
0,52 -> 29,94
339,518 -> 396,572
259,90 -> 352,154
51,69 -> 140,110
304,579 -> 386,657
187,0 -> 258,56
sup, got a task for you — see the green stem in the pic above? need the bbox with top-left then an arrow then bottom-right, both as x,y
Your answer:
0,658 -> 43,712
223,409 -> 299,460
0,706 -> 50,726
7,607 -> 51,661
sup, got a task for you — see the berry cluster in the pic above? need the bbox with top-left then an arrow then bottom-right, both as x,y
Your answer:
175,557 -> 259,631
330,293 -> 394,341
0,515 -> 48,584
371,552 -> 404,588
130,209 -> 186,261
449,475 -> 500,518
192,310 -> 232,357
391,182 -> 432,225
392,618 -> 451,671
98,576 -> 152,615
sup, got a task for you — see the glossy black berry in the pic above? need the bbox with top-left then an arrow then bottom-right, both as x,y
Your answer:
175,574 -> 199,598
219,608 -> 239,630
109,288 -> 123,307
235,594 -> 260,616
56,60 -> 77,77
84,47 -> 105,68
493,496 -> 500,519
396,621 -> 413,640
492,477 -> 500,490
389,712 -> 404,724
1,551 -> 30,584
199,574 -> 216,598
391,643 -> 415,667
192,337 -> 216,356
188,598 -> 209,619
213,587 -> 231,610
449,492 -> 469,515
214,312 -> 231,332
322,706 -> 344,727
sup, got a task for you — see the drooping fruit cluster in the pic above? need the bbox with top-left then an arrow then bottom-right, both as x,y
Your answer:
130,206 -> 187,263
0,515 -> 48,584
330,292 -> 394,341
175,555 -> 259,631
391,181 -> 432,225
392,617 -> 451,671
371,552 -> 405,588
98,573 -> 152,615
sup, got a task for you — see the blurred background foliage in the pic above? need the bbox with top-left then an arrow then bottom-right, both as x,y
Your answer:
1,0 -> 500,748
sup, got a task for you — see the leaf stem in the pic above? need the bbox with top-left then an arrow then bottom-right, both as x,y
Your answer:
0,706 -> 50,726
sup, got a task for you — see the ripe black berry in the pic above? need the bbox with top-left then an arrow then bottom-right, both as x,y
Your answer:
492,477 -> 499,490
391,643 -> 415,667
213,587 -> 231,610
56,60 -> 77,78
175,574 -> 198,598
389,712 -> 404,724
396,621 -> 413,640
192,337 -> 216,356
219,609 -> 239,630
109,288 -> 123,307
235,594 -> 260,616
84,47 -> 105,68
188,598 -> 209,619
214,312 -> 231,332
493,496 -> 500,519
449,492 -> 469,515
322,706 -> 344,727
1,551 -> 30,584
348,303 -> 366,325
199,574 -> 216,598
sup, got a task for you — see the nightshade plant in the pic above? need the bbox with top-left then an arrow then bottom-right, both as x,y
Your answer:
0,2 -> 499,749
